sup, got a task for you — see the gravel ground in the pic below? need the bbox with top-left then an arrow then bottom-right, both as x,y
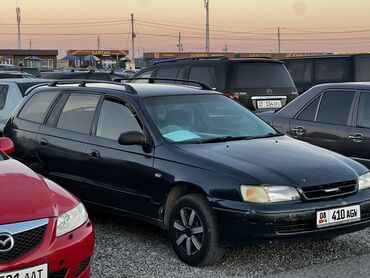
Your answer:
90,210 -> 370,278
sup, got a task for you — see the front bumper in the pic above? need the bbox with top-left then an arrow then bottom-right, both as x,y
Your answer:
0,218 -> 94,278
210,189 -> 370,246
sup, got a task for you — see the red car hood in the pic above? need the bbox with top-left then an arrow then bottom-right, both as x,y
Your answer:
0,158 -> 78,224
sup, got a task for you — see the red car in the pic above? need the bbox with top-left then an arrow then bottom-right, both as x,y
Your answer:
0,138 -> 94,278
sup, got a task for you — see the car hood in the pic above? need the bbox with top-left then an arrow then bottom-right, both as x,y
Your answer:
0,159 -> 77,224
177,136 -> 366,187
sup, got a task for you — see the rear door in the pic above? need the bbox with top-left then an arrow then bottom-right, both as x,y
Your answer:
289,90 -> 356,156
347,91 -> 370,168
36,91 -> 101,198
226,62 -> 297,110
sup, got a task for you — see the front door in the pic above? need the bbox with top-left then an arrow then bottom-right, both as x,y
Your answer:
85,97 -> 157,219
348,91 -> 370,168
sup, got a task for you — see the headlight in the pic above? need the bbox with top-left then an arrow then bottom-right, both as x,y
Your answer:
359,172 -> 370,190
56,203 -> 88,237
240,185 -> 300,203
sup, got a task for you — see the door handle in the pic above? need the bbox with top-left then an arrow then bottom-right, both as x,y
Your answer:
292,126 -> 306,136
39,138 -> 48,146
87,149 -> 101,158
348,133 -> 366,143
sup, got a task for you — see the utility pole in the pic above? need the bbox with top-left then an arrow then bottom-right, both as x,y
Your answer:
16,5 -> 21,49
29,39 -> 32,50
204,0 -> 210,54
131,13 -> 136,69
222,42 -> 228,53
177,32 -> 183,53
278,27 -> 281,54
97,36 -> 100,50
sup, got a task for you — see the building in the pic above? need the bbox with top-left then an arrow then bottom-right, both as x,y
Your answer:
0,49 -> 58,69
67,50 -> 129,69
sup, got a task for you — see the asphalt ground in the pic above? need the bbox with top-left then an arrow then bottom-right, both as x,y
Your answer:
89,210 -> 370,278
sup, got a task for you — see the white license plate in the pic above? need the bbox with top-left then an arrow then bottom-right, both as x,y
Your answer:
257,100 -> 282,109
0,264 -> 48,278
316,205 -> 361,228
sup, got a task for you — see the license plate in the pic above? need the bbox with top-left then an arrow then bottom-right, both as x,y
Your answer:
257,100 -> 282,109
0,264 -> 48,278
316,205 -> 361,228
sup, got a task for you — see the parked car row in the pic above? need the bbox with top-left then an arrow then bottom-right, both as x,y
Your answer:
0,79 -> 369,269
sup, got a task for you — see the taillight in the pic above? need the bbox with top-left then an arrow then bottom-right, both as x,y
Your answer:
223,90 -> 235,100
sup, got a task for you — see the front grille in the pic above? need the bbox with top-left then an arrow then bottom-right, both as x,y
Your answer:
75,257 -> 91,277
0,219 -> 48,263
49,268 -> 68,278
301,180 -> 357,200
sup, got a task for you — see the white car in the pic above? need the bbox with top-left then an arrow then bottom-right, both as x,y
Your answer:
0,79 -> 50,133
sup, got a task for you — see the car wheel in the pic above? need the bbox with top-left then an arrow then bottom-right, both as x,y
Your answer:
168,193 -> 225,266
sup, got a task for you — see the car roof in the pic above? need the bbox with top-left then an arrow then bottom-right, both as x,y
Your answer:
34,81 -> 221,97
0,78 -> 51,84
312,82 -> 370,90
281,54 -> 370,60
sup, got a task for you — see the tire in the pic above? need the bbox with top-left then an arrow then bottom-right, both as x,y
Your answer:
168,193 -> 225,266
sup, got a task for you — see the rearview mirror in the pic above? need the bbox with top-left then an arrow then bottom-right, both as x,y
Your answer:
118,131 -> 146,145
0,137 -> 15,155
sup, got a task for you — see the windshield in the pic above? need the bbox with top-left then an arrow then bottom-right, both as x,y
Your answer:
228,63 -> 295,88
143,94 -> 278,143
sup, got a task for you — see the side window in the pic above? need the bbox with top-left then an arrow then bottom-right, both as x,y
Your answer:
316,91 -> 355,125
314,59 -> 344,82
297,96 -> 320,121
287,60 -> 312,82
357,92 -> 370,128
131,70 -> 153,83
0,85 -> 9,110
188,67 -> 216,88
355,56 -> 370,81
96,99 -> 142,140
155,67 -> 180,84
18,91 -> 57,123
57,93 -> 100,134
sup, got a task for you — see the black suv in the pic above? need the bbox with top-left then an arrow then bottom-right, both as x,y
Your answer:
131,56 -> 298,111
4,80 -> 370,266
42,70 -> 126,82
281,54 -> 370,94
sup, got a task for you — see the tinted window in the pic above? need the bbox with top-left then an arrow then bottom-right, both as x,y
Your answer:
19,91 -> 57,123
96,99 -> 142,140
18,82 -> 45,96
131,70 -> 153,83
156,68 -> 180,84
57,93 -> 100,134
88,73 -> 111,81
297,96 -> 320,121
357,92 -> 370,128
355,56 -> 370,81
228,63 -> 295,88
188,67 -> 216,88
316,91 -> 355,125
287,60 -> 312,82
314,59 -> 344,82
0,85 -> 9,110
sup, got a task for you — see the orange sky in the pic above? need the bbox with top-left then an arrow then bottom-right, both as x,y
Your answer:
1,0 -> 370,56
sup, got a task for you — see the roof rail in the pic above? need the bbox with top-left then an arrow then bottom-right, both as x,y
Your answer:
46,79 -> 137,94
150,56 -> 229,65
126,77 -> 213,90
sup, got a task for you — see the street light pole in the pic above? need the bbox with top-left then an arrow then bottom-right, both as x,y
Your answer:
204,0 -> 210,54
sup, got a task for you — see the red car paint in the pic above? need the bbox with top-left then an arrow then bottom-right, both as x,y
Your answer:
0,140 -> 94,278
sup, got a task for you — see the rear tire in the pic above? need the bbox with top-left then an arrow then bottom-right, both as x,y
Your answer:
168,194 -> 225,266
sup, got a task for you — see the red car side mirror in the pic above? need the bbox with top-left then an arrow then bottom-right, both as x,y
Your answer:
0,137 -> 15,155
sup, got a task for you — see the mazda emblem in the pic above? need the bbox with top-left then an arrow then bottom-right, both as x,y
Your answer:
0,233 -> 14,252
266,88 -> 273,94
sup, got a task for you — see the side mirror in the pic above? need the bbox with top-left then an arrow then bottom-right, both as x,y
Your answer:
118,131 -> 146,145
0,137 -> 15,155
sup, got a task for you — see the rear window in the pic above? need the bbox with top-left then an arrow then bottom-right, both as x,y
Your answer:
355,56 -> 370,81
228,63 -> 295,88
19,91 -> 57,123
0,85 -> 9,110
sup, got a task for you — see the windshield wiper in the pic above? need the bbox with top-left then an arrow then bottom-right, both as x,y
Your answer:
243,132 -> 283,140
196,136 -> 248,144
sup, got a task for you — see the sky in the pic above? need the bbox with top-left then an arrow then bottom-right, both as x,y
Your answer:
1,0 -> 370,57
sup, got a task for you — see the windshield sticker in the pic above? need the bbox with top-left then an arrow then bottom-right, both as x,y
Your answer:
163,130 -> 201,142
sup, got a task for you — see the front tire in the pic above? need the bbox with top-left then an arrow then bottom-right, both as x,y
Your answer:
168,194 -> 225,266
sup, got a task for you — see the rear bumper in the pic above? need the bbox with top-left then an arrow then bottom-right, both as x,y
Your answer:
209,190 -> 370,246
0,218 -> 94,278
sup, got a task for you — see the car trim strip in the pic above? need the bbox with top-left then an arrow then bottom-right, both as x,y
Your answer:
0,218 -> 49,235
